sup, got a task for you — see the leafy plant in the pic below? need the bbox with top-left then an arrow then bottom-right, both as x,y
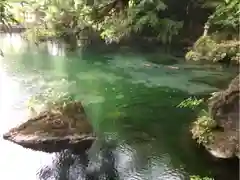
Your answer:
185,36 -> 240,64
27,89 -> 75,115
190,175 -> 214,180
193,36 -> 217,55
97,0 -> 183,44
206,0 -> 240,33
177,97 -> 204,110
0,0 -> 18,32
191,110 -> 217,145
7,0 -> 183,45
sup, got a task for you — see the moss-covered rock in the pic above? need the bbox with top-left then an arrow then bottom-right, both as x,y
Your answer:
191,74 -> 239,159
186,36 -> 240,64
190,175 -> 213,180
3,100 -> 96,153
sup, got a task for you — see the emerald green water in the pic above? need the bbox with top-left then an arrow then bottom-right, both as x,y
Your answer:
0,34 -> 238,180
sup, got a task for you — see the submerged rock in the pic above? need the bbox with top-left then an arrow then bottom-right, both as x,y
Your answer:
3,101 -> 96,153
192,74 -> 239,159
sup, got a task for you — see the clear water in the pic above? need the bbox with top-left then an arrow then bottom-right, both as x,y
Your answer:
0,33 -> 238,180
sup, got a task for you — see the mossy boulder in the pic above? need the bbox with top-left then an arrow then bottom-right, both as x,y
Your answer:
185,36 -> 240,65
191,74 -> 239,159
3,101 -> 96,153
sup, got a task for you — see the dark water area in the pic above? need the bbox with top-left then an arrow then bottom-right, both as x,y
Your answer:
0,33 -> 239,180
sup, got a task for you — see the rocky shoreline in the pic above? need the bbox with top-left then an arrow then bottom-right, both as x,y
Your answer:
191,74 -> 239,159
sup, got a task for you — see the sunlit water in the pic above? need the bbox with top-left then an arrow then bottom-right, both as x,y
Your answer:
0,33 -> 239,180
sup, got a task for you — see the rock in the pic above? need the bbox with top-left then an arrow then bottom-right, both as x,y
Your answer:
208,74 -> 239,131
3,101 -> 96,153
205,130 -> 239,159
192,74 -> 239,159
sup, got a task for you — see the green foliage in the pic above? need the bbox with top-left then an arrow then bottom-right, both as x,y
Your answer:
193,36 -> 217,56
186,0 -> 239,64
185,36 -> 240,64
185,50 -> 202,61
23,26 -> 58,43
191,110 -> 217,145
27,89 -> 74,114
3,0 -> 236,50
177,97 -> 204,110
190,175 -> 214,180
7,0 -> 183,45
0,0 -> 18,31
206,0 -> 240,33
96,0 -> 183,43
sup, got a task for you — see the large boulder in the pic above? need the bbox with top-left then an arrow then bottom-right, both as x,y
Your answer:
208,74 -> 239,131
191,74 -> 239,159
3,101 -> 96,153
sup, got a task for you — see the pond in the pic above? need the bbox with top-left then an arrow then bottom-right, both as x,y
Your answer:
0,33 -> 239,180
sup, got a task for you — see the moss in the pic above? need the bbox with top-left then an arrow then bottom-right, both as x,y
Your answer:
193,36 -> 218,56
27,91 -> 74,112
191,110 -> 217,145
13,92 -> 94,137
10,101 -> 93,137
190,175 -> 214,180
185,50 -> 202,61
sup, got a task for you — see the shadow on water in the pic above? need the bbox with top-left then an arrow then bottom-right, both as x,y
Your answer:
0,34 -> 239,180
37,142 -> 119,180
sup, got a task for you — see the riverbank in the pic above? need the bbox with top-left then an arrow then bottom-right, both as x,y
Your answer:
186,36 -> 240,65
0,24 -> 25,33
191,74 -> 239,159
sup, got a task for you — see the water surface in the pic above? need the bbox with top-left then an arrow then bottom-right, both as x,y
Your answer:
0,34 -> 238,180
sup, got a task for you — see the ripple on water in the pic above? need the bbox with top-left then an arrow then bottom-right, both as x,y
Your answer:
105,55 -> 226,94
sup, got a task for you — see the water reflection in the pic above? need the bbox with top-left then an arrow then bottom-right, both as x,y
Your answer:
38,151 -> 88,180
37,141 -> 185,180
46,41 -> 65,56
0,33 -> 25,53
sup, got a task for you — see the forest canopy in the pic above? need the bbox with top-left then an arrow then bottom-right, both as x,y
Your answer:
1,0 -> 239,50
